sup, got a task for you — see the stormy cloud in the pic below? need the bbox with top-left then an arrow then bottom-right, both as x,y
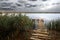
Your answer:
0,0 -> 60,12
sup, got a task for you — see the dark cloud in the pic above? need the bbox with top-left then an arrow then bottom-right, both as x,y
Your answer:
0,6 -> 60,12
29,0 -> 37,1
42,0 -> 47,1
45,5 -> 60,12
0,0 -> 60,12
15,5 -> 60,12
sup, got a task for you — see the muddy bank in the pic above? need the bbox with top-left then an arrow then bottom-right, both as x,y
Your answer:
49,30 -> 60,40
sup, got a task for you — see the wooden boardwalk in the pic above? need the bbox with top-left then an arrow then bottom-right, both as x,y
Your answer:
30,29 -> 51,40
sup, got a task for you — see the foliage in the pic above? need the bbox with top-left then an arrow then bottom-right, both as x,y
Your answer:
47,19 -> 60,32
0,13 -> 33,40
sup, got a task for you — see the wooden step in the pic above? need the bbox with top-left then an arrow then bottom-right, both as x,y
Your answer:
31,36 -> 38,38
31,36 -> 46,38
33,32 -> 49,35
31,35 -> 51,38
30,29 -> 51,40
32,33 -> 48,37
30,37 -> 41,40
31,35 -> 49,38
33,30 -> 49,35
30,36 -> 51,40
33,29 -> 47,31
33,30 -> 47,32
38,36 -> 51,39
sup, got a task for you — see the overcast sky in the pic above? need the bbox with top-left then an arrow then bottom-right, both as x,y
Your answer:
0,0 -> 60,12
